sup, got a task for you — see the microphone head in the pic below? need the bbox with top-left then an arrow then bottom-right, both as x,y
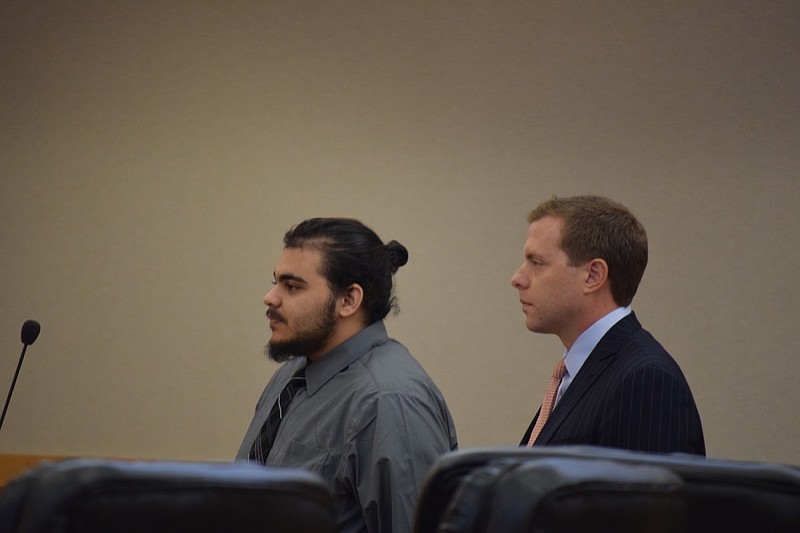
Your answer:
21,320 -> 41,345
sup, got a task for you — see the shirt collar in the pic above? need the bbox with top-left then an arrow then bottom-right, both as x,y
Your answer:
563,306 -> 631,378
303,320 -> 388,396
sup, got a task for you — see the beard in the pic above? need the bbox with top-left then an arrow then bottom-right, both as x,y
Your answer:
265,295 -> 338,362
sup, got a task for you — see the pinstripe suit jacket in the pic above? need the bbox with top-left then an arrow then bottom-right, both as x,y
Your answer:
521,313 -> 706,455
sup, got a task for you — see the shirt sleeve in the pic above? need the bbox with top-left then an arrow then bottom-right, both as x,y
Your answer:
349,391 -> 456,533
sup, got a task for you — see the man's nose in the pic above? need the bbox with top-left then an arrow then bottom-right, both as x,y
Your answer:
511,266 -> 526,289
264,286 -> 279,307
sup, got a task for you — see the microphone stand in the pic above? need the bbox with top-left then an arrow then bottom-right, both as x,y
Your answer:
1,320 -> 40,434
1,342 -> 32,433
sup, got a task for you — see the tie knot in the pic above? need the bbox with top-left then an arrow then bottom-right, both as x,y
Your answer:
552,359 -> 567,379
286,367 -> 307,394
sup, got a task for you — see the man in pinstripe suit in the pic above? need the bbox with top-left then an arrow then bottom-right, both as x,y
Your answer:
511,195 -> 705,455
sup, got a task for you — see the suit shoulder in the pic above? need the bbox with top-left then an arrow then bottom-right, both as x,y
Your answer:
613,327 -> 688,376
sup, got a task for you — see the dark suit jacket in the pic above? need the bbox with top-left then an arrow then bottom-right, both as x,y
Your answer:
521,312 -> 706,455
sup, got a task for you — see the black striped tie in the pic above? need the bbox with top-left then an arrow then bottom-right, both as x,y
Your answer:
249,366 -> 307,463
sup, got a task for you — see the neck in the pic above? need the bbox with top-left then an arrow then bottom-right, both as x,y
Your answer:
559,300 -> 621,350
306,316 -> 368,363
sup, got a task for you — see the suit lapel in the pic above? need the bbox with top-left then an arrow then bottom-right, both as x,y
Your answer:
535,313 -> 642,445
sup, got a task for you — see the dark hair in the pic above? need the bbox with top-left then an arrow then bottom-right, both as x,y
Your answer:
283,218 -> 409,324
528,195 -> 648,307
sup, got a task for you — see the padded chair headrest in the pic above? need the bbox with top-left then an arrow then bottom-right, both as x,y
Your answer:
3,459 -> 335,533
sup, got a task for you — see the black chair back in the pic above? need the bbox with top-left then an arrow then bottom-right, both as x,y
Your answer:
414,446 -> 800,533
1,459 -> 335,533
436,456 -> 685,533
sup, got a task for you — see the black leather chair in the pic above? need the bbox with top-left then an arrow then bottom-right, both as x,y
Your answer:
414,446 -> 800,533
1,458 -> 335,533
436,456 -> 685,533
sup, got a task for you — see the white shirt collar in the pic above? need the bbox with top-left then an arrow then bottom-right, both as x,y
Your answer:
556,307 -> 631,404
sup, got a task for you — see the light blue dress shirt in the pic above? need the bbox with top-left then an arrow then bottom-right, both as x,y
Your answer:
555,306 -> 632,406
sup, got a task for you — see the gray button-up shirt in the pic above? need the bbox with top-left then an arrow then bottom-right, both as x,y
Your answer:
237,321 -> 458,533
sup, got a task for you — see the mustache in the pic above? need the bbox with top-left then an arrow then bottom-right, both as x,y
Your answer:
266,308 -> 286,323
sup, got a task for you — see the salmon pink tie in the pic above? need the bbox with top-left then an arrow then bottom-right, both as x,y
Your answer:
527,359 -> 567,446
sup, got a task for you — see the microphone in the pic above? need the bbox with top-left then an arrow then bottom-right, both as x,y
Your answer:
21,320 -> 41,346
0,320 -> 41,434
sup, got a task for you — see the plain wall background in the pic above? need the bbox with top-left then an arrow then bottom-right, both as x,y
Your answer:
1,1 -> 798,465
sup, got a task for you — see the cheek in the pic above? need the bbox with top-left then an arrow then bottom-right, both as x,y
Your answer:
287,298 -> 318,325
536,272 -> 566,301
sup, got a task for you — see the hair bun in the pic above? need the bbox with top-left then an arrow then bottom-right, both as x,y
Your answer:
385,240 -> 409,272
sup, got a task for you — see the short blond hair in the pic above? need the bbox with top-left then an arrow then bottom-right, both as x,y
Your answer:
528,195 -> 648,306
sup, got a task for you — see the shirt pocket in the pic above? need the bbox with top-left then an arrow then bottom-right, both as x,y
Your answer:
273,439 -> 334,479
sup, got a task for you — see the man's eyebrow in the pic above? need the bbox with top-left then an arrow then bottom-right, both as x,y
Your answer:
273,272 -> 308,285
525,251 -> 546,262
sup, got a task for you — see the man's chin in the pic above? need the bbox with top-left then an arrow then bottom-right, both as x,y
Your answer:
265,342 -> 300,363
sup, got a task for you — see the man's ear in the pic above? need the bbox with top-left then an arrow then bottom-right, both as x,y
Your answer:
583,258 -> 609,295
338,284 -> 364,318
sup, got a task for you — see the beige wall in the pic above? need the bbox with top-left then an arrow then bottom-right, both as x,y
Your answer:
1,1 -> 798,465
